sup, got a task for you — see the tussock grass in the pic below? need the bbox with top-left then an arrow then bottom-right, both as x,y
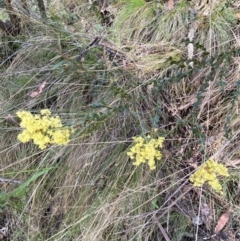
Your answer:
1,0 -> 240,240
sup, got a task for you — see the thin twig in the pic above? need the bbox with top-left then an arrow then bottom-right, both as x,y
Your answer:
0,176 -> 23,184
76,36 -> 102,61
154,216 -> 172,241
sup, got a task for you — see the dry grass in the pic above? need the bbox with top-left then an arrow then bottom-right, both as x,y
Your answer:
0,0 -> 240,240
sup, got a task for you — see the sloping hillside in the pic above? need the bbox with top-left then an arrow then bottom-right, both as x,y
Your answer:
0,0 -> 240,240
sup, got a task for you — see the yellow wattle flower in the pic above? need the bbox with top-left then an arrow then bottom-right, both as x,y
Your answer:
17,109 -> 74,149
190,159 -> 229,194
127,135 -> 164,170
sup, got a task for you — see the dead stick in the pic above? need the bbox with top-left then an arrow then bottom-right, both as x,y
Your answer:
0,176 -> 22,184
154,217 -> 172,241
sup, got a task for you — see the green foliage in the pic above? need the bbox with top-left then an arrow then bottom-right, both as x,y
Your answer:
0,167 -> 55,209
118,0 -> 146,17
112,0 -> 153,42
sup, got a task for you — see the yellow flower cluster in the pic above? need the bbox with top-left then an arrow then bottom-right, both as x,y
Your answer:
127,136 -> 164,170
190,159 -> 229,194
17,109 -> 74,150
